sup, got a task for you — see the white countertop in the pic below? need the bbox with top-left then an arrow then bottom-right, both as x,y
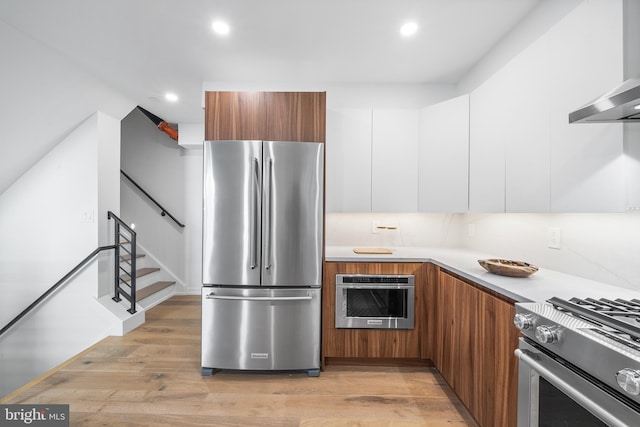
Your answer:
326,246 -> 640,303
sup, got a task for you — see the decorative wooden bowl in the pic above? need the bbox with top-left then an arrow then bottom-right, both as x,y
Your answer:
477,259 -> 538,278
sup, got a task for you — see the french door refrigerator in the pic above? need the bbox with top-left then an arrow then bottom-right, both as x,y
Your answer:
201,140 -> 324,377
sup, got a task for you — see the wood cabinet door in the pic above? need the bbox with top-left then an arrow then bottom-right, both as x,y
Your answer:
263,92 -> 326,142
435,271 -> 481,414
322,262 -> 424,362
205,91 -> 326,143
205,91 -> 264,141
476,292 -> 519,427
421,262 -> 439,360
435,271 -> 518,427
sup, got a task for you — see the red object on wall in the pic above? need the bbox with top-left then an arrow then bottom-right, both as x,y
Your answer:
137,106 -> 179,141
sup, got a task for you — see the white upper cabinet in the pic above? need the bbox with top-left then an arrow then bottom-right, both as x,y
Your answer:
325,108 -> 372,212
469,0 -> 624,213
419,94 -> 469,212
470,36 -> 550,213
371,109 -> 419,212
547,0 -> 624,212
503,36 -> 551,213
469,76 -> 506,212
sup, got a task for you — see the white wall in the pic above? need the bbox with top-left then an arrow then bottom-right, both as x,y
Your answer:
97,112 -> 122,296
0,113 -> 123,398
120,108 -> 187,289
0,20 -> 134,195
457,0 -> 582,94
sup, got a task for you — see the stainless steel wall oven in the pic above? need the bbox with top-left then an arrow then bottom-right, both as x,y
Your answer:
335,274 -> 414,329
514,297 -> 640,426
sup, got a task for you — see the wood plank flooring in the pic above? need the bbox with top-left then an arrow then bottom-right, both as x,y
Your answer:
2,295 -> 478,426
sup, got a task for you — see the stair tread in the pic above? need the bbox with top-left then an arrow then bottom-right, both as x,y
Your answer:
136,281 -> 175,302
120,267 -> 159,281
120,253 -> 145,261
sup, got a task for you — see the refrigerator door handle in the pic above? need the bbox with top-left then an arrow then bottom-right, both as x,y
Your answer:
205,293 -> 313,302
250,157 -> 260,269
264,157 -> 273,270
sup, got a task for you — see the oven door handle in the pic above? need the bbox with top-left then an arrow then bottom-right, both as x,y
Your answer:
515,349 -> 625,427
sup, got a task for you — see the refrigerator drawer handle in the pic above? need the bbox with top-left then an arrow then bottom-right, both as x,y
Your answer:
205,294 -> 313,301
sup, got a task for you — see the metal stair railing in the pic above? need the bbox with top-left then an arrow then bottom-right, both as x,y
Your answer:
108,211 -> 138,314
120,170 -> 185,228
0,211 -> 137,338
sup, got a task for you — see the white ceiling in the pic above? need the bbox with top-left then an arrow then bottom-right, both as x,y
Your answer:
0,0 -> 540,124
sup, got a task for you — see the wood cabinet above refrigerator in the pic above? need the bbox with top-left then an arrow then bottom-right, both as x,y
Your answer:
205,91 -> 326,143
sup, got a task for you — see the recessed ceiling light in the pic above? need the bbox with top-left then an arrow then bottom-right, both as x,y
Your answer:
400,22 -> 418,37
212,20 -> 230,36
165,93 -> 178,102
634,104 -> 640,110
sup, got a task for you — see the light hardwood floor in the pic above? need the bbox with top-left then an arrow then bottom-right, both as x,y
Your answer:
2,295 -> 478,426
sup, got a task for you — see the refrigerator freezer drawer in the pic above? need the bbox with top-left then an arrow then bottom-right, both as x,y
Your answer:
201,287 -> 321,372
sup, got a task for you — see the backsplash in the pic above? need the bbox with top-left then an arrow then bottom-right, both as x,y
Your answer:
326,212 -> 640,292
458,213 -> 640,292
325,213 -> 462,248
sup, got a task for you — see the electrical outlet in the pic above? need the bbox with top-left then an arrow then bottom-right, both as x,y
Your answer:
372,220 -> 380,234
548,227 -> 561,249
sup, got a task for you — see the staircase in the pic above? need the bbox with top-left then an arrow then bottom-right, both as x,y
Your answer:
118,243 -> 176,311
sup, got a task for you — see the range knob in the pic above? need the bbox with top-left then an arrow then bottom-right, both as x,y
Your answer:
616,368 -> 640,396
535,325 -> 559,344
513,313 -> 534,330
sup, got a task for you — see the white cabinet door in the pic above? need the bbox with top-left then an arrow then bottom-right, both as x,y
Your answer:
469,0 -> 624,213
325,108 -> 372,212
419,95 -> 469,212
547,0 -> 624,212
469,76 -> 506,213
371,109 -> 419,212
470,35 -> 551,213
503,37 -> 551,213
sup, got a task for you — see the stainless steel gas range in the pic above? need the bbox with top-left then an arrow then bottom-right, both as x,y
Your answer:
514,297 -> 640,427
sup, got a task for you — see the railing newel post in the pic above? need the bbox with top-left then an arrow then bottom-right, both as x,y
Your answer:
129,231 -> 137,314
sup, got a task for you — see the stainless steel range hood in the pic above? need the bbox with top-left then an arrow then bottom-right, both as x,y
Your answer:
569,77 -> 640,123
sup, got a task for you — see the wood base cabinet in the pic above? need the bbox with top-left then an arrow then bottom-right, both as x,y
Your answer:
430,269 -> 519,427
322,262 -> 427,366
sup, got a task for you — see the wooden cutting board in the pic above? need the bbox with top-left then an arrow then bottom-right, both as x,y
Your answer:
353,247 -> 393,254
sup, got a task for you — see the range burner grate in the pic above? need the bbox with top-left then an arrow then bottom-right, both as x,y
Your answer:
549,297 -> 640,343
569,297 -> 640,321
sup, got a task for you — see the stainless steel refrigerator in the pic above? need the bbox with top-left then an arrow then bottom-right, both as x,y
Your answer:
201,140 -> 324,377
